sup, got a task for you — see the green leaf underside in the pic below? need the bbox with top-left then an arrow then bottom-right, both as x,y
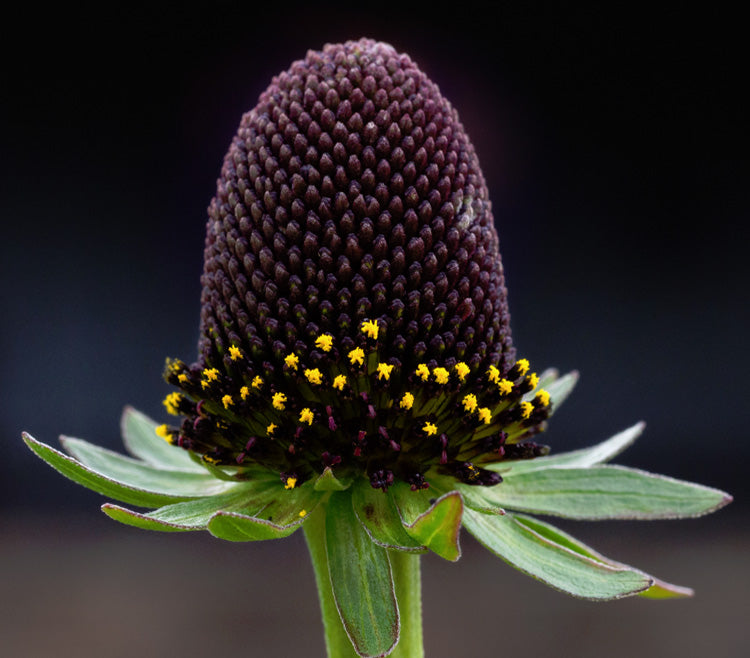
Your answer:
101,485 -> 262,531
326,491 -> 399,658
60,436 -> 236,497
455,483 -> 506,515
497,422 -> 645,475
485,464 -> 731,520
463,508 -> 652,599
207,483 -> 323,541
390,483 -> 463,561
23,433 -> 200,508
120,406 -> 202,471
513,514 -> 693,599
351,480 -> 426,552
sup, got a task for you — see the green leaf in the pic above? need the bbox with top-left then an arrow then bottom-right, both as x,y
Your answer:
207,482 -> 322,541
389,483 -> 463,561
484,464 -> 732,520
314,467 -> 352,491
540,370 -> 579,413
455,483 -> 506,515
513,514 -> 693,599
24,433 -> 199,508
101,484 -> 265,532
325,491 -> 399,657
60,436 -> 236,497
351,480 -> 426,552
463,508 -> 652,599
498,422 -> 645,475
120,406 -> 202,471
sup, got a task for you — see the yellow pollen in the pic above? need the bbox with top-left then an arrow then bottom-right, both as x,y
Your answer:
167,360 -> 181,374
266,422 -> 277,435
487,365 -> 500,384
536,389 -> 551,406
222,394 -> 233,409
162,392 -> 182,415
516,359 -> 530,376
399,392 -> 414,410
284,476 -> 297,490
202,367 -> 219,382
284,353 -> 299,370
462,393 -> 478,413
177,373 -> 189,384
315,334 -> 334,352
423,422 -> 438,436
497,378 -> 513,395
299,408 -> 314,425
272,392 -> 287,410
478,407 -> 492,424
201,380 -> 209,390
203,454 -> 220,464
240,386 -> 250,400
415,363 -> 430,381
361,319 -> 379,340
155,424 -> 171,442
332,374 -> 347,390
520,401 -> 534,419
433,367 -> 449,384
228,345 -> 242,361
527,372 -> 540,389
348,347 -> 365,366
304,368 -> 323,385
454,362 -> 470,381
251,375 -> 263,389
299,509 -> 307,518
376,362 -> 394,380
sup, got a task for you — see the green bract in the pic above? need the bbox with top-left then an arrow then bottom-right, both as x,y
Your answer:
24,372 -> 731,658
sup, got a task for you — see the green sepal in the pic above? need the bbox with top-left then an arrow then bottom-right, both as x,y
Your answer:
484,464 -> 732,520
60,435 -> 236,496
497,422 -> 645,475
513,514 -> 693,599
351,479 -> 426,552
101,483 -> 266,532
315,467 -> 352,491
24,433 -> 202,508
389,483 -> 463,561
463,508 -> 652,599
207,482 -> 322,541
120,406 -> 202,471
325,491 -> 399,658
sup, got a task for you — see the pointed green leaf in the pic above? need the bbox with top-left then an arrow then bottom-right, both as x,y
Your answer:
101,484 -> 266,532
463,508 -> 652,599
513,514 -> 693,599
314,467 -> 352,491
535,367 -> 560,390
485,464 -> 732,520
351,480 -> 426,552
60,436 -> 236,497
120,406 -> 202,470
499,422 -> 645,475
540,370 -> 578,413
326,491 -> 399,657
207,482 -> 322,541
455,483 -> 506,515
389,483 -> 463,561
24,433 -> 199,508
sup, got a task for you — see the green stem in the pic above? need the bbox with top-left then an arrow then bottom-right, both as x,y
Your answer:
303,501 -> 425,658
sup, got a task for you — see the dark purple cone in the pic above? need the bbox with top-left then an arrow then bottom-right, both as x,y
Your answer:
198,38 -> 514,376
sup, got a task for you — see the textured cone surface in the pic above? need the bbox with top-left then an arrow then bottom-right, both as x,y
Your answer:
199,38 -> 513,373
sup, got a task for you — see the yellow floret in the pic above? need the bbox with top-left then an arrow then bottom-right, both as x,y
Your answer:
399,392 -> 414,410
155,424 -> 171,442
162,392 -> 182,415
304,368 -> 323,385
315,334 -> 334,352
299,509 -> 307,518
520,401 -> 534,419
477,407 -> 492,424
515,359 -> 530,376
361,319 -> 379,340
299,408 -> 314,425
240,386 -> 250,400
284,477 -> 297,490
332,374 -> 347,390
348,347 -> 365,366
222,394 -> 233,409
415,363 -> 430,381
535,389 -> 551,406
487,365 -> 500,384
228,345 -> 242,361
202,367 -> 220,382
376,362 -> 394,381
454,362 -> 470,381
272,392 -> 287,410
177,373 -> 189,384
527,372 -> 540,390
251,375 -> 263,388
422,422 -> 438,436
266,422 -> 277,435
497,378 -> 513,396
284,353 -> 300,370
433,367 -> 449,384
462,393 -> 478,413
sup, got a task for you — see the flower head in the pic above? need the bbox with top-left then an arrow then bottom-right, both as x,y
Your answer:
24,38 -> 731,658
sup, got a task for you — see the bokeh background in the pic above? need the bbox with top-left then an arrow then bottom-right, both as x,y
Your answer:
2,3 -> 747,656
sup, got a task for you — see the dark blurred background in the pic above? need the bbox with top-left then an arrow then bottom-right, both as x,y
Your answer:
2,2 -> 747,657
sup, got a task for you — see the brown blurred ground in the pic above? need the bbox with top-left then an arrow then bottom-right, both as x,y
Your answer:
2,512 -> 746,658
